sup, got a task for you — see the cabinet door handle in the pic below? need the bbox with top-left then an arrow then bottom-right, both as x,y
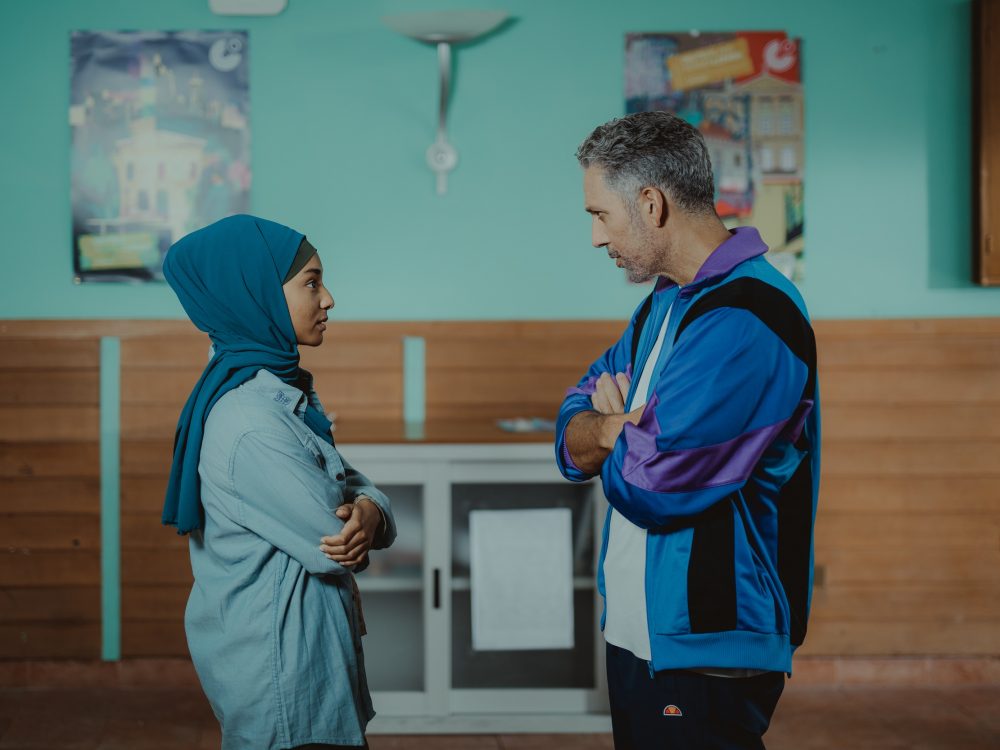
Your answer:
433,568 -> 441,609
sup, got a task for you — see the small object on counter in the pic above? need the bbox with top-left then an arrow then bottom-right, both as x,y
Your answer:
496,417 -> 557,433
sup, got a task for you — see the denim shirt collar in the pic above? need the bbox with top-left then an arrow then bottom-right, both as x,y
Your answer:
245,368 -> 311,417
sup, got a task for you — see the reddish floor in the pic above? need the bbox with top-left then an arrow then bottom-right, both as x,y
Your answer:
0,684 -> 997,749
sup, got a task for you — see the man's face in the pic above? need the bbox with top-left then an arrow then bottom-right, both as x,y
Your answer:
282,253 -> 334,347
583,166 -> 663,284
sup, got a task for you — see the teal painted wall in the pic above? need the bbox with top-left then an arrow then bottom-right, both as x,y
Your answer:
0,0 -> 996,320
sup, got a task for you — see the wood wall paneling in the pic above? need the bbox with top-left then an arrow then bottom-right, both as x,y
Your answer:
0,478 -> 100,514
1,319 -> 998,661
0,336 -> 101,659
810,320 -> 1000,656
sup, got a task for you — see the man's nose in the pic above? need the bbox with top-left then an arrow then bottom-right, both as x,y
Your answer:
592,219 -> 608,248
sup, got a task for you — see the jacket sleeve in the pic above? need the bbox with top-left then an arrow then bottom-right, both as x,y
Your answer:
601,306 -> 812,528
554,296 -> 646,482
229,428 -> 351,576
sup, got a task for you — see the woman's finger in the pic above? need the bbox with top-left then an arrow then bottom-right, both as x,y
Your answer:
324,534 -> 367,558
320,534 -> 356,554
322,517 -> 360,547
322,530 -> 370,557
340,551 -> 368,567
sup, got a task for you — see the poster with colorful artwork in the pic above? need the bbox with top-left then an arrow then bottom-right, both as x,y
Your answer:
70,31 -> 250,282
626,31 -> 805,282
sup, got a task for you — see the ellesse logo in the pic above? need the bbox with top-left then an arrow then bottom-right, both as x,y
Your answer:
663,704 -> 683,717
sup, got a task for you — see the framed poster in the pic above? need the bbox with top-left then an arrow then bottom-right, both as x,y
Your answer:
70,31 -> 250,282
626,31 -> 805,282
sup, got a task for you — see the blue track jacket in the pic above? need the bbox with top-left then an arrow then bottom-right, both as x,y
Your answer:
555,227 -> 820,674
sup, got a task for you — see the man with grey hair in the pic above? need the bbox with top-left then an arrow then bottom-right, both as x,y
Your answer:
555,111 -> 820,749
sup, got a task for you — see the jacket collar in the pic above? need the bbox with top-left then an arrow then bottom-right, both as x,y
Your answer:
653,226 -> 768,294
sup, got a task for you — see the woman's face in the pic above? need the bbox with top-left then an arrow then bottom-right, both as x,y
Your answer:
282,253 -> 334,347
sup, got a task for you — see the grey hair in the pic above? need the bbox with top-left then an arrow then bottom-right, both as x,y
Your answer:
576,111 -> 716,217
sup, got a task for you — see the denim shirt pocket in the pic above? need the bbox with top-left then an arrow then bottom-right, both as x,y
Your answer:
287,417 -> 347,509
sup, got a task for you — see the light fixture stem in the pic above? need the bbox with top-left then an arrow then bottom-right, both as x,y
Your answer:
436,41 -> 452,139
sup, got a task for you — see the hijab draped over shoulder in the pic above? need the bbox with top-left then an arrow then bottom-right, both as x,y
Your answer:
162,214 -> 333,534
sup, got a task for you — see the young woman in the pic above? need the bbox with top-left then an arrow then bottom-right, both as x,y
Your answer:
162,214 -> 394,749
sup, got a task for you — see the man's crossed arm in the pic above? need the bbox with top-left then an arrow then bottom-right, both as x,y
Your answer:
565,371 -> 644,475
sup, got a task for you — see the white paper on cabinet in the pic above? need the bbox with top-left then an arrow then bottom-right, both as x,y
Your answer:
469,507 -> 575,651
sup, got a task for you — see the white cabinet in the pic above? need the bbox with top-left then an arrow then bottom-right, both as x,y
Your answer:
340,442 -> 612,732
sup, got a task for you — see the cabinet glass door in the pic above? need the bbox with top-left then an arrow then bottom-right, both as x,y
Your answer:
357,483 -> 424,693
449,482 -> 598,692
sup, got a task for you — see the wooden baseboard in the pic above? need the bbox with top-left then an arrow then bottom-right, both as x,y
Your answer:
2,657 -> 999,689
790,656 -> 1000,686
0,658 -> 199,689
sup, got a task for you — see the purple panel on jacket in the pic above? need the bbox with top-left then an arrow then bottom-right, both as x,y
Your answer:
566,374 -> 599,397
620,392 -> 814,493
561,440 -> 582,472
691,227 -> 769,285
782,399 -> 814,444
654,276 -> 676,294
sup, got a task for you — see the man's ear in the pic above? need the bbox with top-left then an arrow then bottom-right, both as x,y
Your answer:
639,186 -> 668,228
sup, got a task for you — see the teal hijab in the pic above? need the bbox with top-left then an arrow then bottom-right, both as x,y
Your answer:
162,214 -> 333,534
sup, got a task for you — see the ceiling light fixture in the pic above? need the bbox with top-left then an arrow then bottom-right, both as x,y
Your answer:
382,11 -> 509,195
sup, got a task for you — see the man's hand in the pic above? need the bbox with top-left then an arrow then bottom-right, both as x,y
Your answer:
320,497 -> 383,567
562,370 -> 643,475
591,371 -> 632,415
564,405 -> 644,475
594,406 -> 644,450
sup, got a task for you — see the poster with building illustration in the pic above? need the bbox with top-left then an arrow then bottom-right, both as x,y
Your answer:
70,31 -> 250,282
626,31 -> 805,282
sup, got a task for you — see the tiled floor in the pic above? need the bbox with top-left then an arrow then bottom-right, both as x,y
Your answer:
0,684 -> 997,749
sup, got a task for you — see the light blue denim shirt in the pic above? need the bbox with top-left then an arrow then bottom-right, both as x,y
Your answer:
185,368 -> 396,750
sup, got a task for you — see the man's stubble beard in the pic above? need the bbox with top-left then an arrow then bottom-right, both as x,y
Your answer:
623,225 -> 670,284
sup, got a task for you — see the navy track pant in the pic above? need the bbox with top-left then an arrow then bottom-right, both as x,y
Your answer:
606,643 -> 785,750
